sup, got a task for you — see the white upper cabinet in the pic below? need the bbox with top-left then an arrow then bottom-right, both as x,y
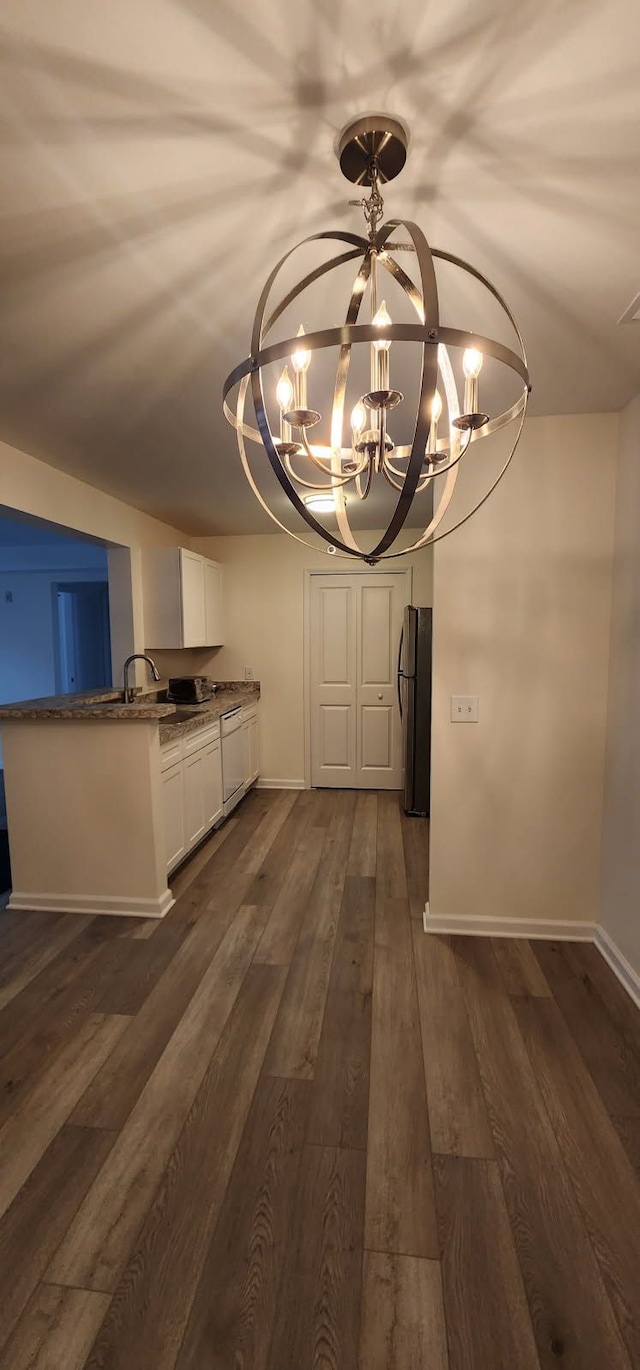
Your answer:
203,558 -> 224,647
143,548 -> 224,648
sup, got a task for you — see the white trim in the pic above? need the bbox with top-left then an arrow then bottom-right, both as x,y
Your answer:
595,926 -> 640,1010
255,778 -> 306,790
7,889 -> 174,919
422,903 -> 596,942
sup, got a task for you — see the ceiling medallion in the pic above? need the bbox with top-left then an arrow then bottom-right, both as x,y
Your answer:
223,114 -> 531,563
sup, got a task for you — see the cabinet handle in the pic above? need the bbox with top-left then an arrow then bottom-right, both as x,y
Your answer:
378,692 -> 383,700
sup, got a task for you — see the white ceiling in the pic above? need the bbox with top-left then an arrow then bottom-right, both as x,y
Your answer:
0,0 -> 638,535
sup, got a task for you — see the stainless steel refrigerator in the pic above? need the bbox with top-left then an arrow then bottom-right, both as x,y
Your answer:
397,605 -> 432,816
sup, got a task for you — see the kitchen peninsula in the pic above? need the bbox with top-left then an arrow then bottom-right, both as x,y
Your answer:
0,681 -> 260,919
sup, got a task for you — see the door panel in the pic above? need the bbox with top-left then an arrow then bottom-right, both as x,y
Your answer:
320,586 -> 352,683
309,572 -> 406,790
361,585 -> 394,685
320,705 -> 352,769
361,705 -> 394,770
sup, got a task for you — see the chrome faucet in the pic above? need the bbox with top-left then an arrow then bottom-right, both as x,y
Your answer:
123,653 -> 160,704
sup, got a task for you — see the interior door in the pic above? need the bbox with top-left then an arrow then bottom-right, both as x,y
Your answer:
309,571 -> 406,789
309,575 -> 357,787
356,576 -> 405,788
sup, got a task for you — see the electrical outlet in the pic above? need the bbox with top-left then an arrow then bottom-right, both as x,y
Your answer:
451,695 -> 479,722
244,666 -> 254,681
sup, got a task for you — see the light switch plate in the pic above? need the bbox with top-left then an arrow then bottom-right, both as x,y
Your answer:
451,694 -> 479,722
244,666 -> 254,680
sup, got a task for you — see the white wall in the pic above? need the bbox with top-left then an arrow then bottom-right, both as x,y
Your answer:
428,413 -> 618,932
190,532 -> 433,785
600,394 -> 640,977
0,439 -> 191,684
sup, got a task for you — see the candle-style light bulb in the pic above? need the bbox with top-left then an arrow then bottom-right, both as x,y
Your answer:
351,401 -> 367,441
372,301 -> 392,351
291,324 -> 311,373
276,366 -> 294,413
291,325 -> 311,408
427,389 -> 442,455
462,347 -> 483,379
372,300 -> 391,390
276,365 -> 294,444
462,347 -> 483,414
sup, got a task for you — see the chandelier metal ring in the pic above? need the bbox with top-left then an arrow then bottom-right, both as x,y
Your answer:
222,115 -> 531,564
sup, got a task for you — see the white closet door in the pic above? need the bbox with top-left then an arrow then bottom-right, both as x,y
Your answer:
309,575 -> 357,787
356,576 -> 404,789
309,571 -> 406,790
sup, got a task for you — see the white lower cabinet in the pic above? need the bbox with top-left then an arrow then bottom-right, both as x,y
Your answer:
160,721 -> 224,874
183,750 -> 208,851
162,762 -> 187,872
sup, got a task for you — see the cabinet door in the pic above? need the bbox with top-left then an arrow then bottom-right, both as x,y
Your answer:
180,550 -> 206,647
162,762 -> 186,872
203,738 -> 223,828
183,750 -> 207,849
204,560 -> 224,646
248,715 -> 259,782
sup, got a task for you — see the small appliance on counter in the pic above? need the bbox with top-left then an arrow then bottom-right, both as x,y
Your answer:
166,676 -> 218,704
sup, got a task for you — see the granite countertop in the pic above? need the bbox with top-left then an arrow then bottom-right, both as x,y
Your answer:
0,681 -> 260,730
158,684 -> 260,743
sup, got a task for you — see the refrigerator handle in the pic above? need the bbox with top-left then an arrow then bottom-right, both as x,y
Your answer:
397,627 -> 404,720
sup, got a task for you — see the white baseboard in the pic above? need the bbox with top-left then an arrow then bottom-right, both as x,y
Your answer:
7,889 -> 175,919
594,926 -> 640,1010
255,779 -> 306,790
422,902 -> 596,942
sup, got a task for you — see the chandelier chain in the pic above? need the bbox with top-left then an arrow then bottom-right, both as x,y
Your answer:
349,159 -> 385,242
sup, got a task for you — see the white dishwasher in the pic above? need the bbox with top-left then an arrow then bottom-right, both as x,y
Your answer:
220,707 -> 249,816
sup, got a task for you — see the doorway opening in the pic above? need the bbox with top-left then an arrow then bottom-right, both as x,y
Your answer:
53,582 -> 112,694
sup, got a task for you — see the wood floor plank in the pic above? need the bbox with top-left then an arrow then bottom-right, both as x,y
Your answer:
0,916 -> 122,1065
0,1125 -> 115,1355
365,893 -> 438,1258
267,1144 -> 366,1370
456,937 -> 632,1370
167,811 -> 240,902
169,789 -> 273,922
400,809 -> 430,922
0,1283 -> 110,1370
413,931 -> 494,1158
245,788 -> 318,908
514,995 -> 640,1365
363,791 -> 438,1258
264,791 -> 357,1079
0,913 -> 93,1013
434,1156 -> 540,1370
83,964 -> 286,1370
71,896 -> 257,1130
359,1251 -> 449,1370
491,937 -> 552,998
48,903 -> 271,1292
347,792 -> 378,877
0,1012 -> 128,1222
534,941 -> 640,1117
307,874 -> 375,1149
176,1074 -> 310,1370
565,942 -> 640,1056
90,917 -> 189,1015
611,1115 -> 640,1179
253,825 -> 327,965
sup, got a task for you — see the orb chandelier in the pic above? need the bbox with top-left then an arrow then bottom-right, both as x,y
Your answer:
223,115 -> 530,564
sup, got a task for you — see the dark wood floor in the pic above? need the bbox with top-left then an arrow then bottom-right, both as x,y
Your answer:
0,788 -> 638,1369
